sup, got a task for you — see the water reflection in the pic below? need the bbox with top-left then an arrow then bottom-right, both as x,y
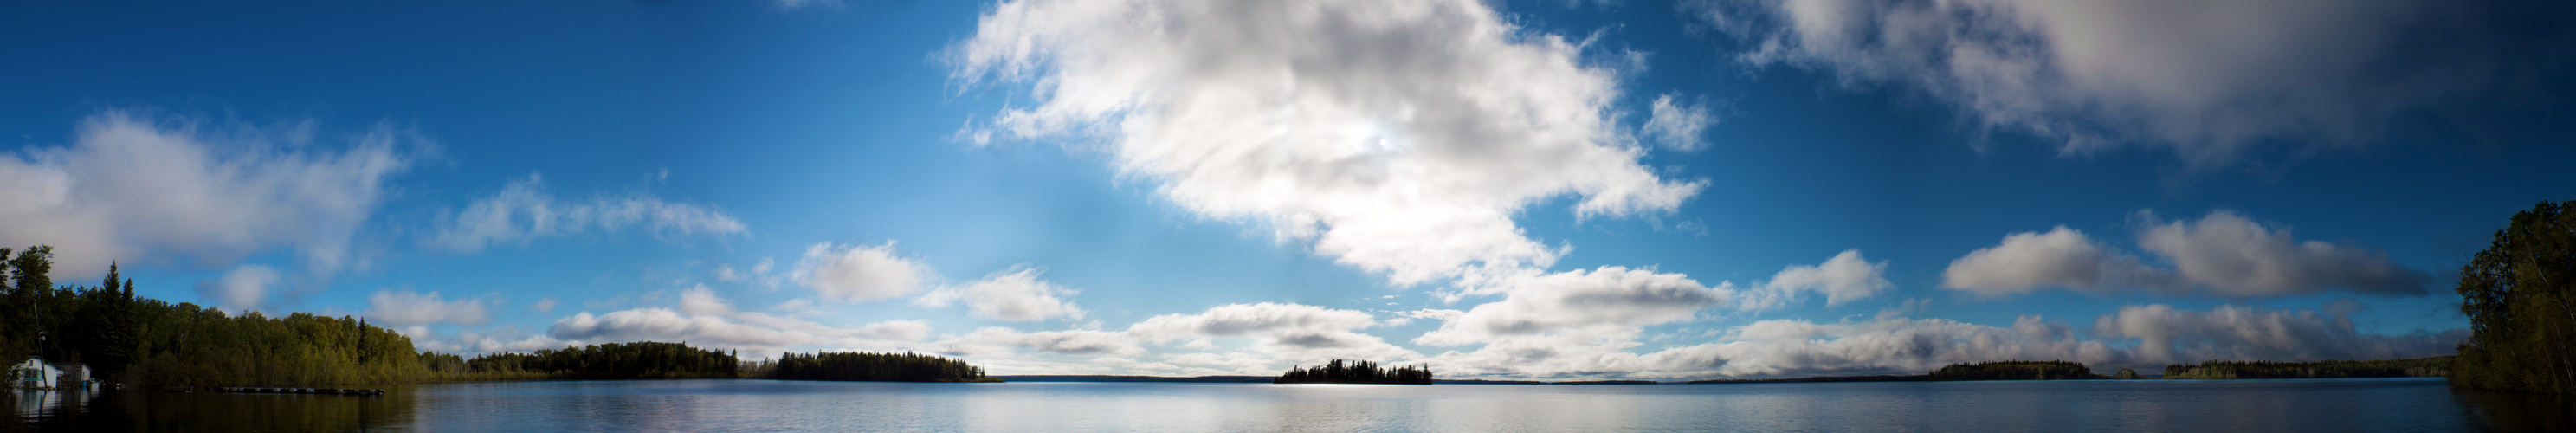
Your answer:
4,378 -> 2573,431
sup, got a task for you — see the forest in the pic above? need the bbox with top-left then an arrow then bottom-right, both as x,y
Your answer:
2163,357 -> 2452,379
1927,360 -> 2096,381
0,245 -> 996,388
0,247 -> 431,387
451,341 -> 742,380
751,351 -> 993,382
1273,359 -> 1432,385
2452,200 -> 2576,394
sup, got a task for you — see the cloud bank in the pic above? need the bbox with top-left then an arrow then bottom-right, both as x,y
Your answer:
792,242 -> 932,302
0,112 -> 410,281
1692,0 -> 2572,168
428,173 -> 746,253
954,0 -> 1703,286
1943,210 -> 2425,297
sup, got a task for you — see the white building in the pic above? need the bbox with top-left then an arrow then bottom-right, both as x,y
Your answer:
9,357 -> 61,389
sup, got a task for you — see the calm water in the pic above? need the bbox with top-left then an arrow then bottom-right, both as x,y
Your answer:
8,378 -> 2573,431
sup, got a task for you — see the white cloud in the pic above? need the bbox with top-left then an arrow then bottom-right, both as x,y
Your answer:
546,288 -> 934,359
915,267 -> 1087,321
1692,0 -> 2555,169
1128,302 -> 1417,363
1643,94 -> 1715,152
952,0 -> 1703,287
1941,226 -> 2161,295
365,289 -> 494,327
791,242 -> 931,302
2137,210 -> 2427,296
677,284 -> 734,316
1751,249 -> 1892,308
946,327 -> 1141,357
192,264 -> 281,312
530,298 -> 559,313
1941,211 -> 2424,297
0,112 -> 410,280
427,173 -> 746,253
2095,303 -> 2463,364
1417,267 -> 1732,346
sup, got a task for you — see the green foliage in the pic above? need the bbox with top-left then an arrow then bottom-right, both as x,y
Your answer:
757,351 -> 991,382
1927,360 -> 2095,381
457,341 -> 739,379
2114,368 -> 2140,379
2454,200 -> 2576,394
2162,357 -> 2452,379
1273,359 -> 1432,385
0,245 -> 428,387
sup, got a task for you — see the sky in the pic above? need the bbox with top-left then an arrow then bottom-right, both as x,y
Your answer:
3,0 -> 2573,380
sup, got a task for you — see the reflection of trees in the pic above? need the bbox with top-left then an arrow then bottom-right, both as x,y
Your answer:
11,386 -> 417,431
2455,387 -> 2576,431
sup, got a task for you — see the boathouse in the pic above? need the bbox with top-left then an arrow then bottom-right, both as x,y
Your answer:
9,357 -> 61,389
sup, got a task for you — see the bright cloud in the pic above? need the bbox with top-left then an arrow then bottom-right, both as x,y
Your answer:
1750,249 -> 1893,308
546,288 -> 934,359
365,289 -> 494,327
0,112 -> 410,280
427,173 -> 746,253
915,267 -> 1087,321
1128,302 -> 1417,364
953,0 -> 1704,287
191,264 -> 281,312
1942,210 -> 2424,297
1643,94 -> 1715,152
1692,0 -> 2553,169
792,242 -> 931,302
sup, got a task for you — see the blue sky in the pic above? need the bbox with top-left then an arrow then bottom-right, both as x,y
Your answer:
3,0 -> 2573,379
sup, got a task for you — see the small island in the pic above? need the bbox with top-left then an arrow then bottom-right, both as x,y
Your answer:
1274,359 -> 1432,385
1927,360 -> 2096,381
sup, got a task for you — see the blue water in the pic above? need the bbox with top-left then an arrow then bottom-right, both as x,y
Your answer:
10,378 -> 2572,431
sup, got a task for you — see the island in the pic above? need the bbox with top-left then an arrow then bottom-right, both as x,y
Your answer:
1927,360 -> 2097,381
1274,359 -> 1432,385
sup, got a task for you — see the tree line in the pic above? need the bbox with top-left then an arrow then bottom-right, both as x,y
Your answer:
1273,359 -> 1431,385
0,244 -> 998,387
451,341 -> 741,380
1,246 -> 431,387
2164,357 -> 2452,379
748,351 -> 992,382
2453,200 -> 2576,394
1927,360 -> 2095,381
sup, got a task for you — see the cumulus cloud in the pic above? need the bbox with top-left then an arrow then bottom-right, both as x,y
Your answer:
427,173 -> 746,253
1692,0 -> 2571,168
1128,302 -> 1417,363
1748,249 -> 1893,308
0,112 -> 410,280
1643,94 -> 1716,152
1942,211 -> 2425,297
192,264 -> 281,312
1942,226 -> 2167,296
952,0 -> 1704,286
2095,302 -> 2463,364
546,288 -> 933,358
792,242 -> 931,302
1417,267 -> 1732,346
365,289 -> 494,327
2136,210 -> 2428,296
945,327 -> 1141,357
915,267 -> 1087,321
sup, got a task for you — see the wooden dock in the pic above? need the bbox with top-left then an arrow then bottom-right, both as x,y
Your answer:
210,386 -> 386,396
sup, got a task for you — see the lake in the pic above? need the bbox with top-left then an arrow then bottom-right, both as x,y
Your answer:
9,378 -> 2573,431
